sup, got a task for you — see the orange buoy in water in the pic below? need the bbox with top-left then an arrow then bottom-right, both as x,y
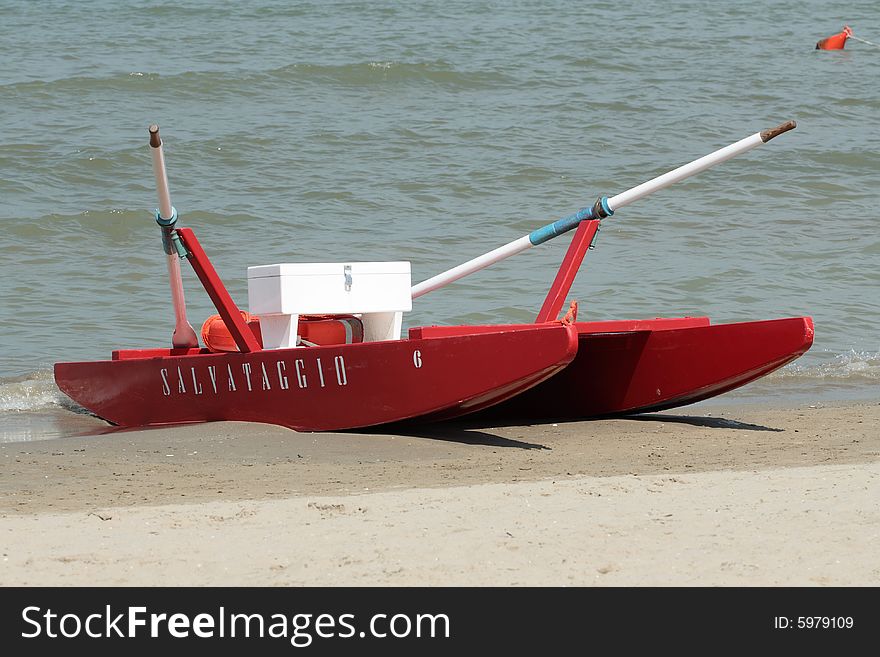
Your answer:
816,25 -> 852,50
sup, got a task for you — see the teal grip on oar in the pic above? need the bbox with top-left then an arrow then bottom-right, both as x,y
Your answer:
527,196 -> 613,246
528,208 -> 591,245
156,207 -> 185,256
160,226 -> 174,255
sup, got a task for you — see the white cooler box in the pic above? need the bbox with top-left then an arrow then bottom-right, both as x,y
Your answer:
247,261 -> 412,349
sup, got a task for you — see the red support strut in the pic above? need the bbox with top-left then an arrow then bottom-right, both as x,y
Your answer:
176,227 -> 262,353
535,219 -> 600,323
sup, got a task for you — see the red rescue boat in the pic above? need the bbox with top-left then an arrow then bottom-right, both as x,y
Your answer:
55,319 -> 577,432
421,316 -> 813,422
54,206 -> 579,431
54,121 -> 812,431
467,215 -> 813,420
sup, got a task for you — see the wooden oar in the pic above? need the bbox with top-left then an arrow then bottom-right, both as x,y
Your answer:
149,125 -> 199,348
411,120 -> 796,299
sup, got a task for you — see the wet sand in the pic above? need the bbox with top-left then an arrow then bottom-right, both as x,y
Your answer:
1,401 -> 878,585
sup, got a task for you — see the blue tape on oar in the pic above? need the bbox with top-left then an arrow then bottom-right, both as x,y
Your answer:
528,196 -> 613,246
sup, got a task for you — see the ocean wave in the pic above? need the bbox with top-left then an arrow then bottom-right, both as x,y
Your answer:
769,350 -> 880,383
1,60 -> 513,98
266,60 -> 514,89
0,70 -> 247,101
0,370 -> 89,414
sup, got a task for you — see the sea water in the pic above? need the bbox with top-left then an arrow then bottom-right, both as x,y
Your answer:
1,0 -> 878,440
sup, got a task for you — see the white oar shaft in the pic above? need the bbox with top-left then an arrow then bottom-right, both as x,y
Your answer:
151,141 -> 174,220
149,124 -> 198,348
411,235 -> 533,299
412,121 -> 795,298
607,132 -> 763,211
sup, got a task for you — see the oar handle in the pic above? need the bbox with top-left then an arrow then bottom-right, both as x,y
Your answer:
149,124 -> 175,221
760,120 -> 797,143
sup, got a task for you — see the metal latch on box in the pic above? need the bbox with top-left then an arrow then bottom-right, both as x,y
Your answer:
344,264 -> 352,291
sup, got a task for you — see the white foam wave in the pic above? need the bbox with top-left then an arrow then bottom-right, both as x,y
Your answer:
0,370 -> 68,412
770,350 -> 880,382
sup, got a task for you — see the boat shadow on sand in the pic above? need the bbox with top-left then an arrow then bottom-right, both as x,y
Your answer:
359,424 -> 552,450
622,414 -> 784,432
371,412 -> 783,449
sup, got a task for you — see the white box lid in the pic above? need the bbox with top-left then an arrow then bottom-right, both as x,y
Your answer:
248,261 -> 411,279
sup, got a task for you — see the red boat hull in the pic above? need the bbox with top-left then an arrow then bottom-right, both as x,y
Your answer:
417,316 -> 814,420
54,323 -> 578,431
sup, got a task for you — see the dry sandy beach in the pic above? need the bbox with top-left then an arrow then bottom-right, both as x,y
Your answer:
1,401 -> 878,586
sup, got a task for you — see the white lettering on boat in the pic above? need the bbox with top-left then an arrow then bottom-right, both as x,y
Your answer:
295,359 -> 307,389
335,356 -> 347,386
191,367 -> 203,395
316,358 -> 325,388
277,360 -> 289,390
260,362 -> 271,390
157,356 -> 350,397
413,350 -> 422,368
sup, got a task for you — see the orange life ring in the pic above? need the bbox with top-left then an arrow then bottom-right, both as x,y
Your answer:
299,314 -> 364,346
200,313 -> 364,352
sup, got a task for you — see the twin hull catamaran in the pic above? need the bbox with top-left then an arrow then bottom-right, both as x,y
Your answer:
54,122 -> 813,431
